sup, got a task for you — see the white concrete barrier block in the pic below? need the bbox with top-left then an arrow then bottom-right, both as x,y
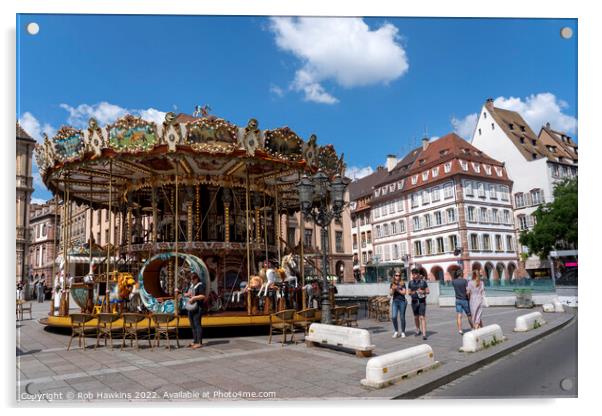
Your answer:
514,311 -> 546,332
542,303 -> 555,313
553,300 -> 565,313
361,344 -> 438,388
460,324 -> 505,352
306,323 -> 375,354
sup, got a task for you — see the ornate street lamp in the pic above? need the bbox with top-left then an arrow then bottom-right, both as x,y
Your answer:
296,172 -> 349,324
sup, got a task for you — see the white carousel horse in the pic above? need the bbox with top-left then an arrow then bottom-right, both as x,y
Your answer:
281,253 -> 299,287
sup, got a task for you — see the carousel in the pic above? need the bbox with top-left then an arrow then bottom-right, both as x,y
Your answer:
36,109 -> 346,329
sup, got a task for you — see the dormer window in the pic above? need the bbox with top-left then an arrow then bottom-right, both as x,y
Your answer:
494,167 -> 503,176
519,137 -> 525,144
483,165 -> 492,175
444,162 -> 452,173
508,123 -> 514,130
432,167 -> 439,177
462,148 -> 470,155
483,112 -> 487,119
478,128 -> 482,135
520,126 -> 526,132
531,139 -> 536,146
411,175 -> 418,185
439,149 -> 449,156
558,157 -> 564,163
459,160 -> 468,171
422,171 -> 429,181
491,123 -> 495,130
419,159 -> 425,165
471,162 -> 481,173
532,153 -> 537,160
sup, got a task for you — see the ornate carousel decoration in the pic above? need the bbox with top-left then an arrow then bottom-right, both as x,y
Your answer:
36,109 -> 346,329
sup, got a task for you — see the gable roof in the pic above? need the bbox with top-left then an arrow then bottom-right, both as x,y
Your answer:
16,122 -> 35,142
539,124 -> 578,161
348,167 -> 389,201
485,103 -> 565,162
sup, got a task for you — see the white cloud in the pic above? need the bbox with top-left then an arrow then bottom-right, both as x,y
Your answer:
31,197 -> 47,205
493,93 -> 577,134
345,165 -> 374,180
269,84 -> 285,98
451,113 -> 478,140
18,112 -> 56,142
59,101 -> 167,128
269,17 -> 409,104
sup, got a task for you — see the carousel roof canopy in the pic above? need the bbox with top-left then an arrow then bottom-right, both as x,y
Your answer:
34,112 -> 346,211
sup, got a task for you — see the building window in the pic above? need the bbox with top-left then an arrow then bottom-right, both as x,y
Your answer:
432,167 -> 439,178
411,193 -> 419,208
396,199 -> 404,211
353,234 -> 358,250
503,210 -> 511,225
464,181 -> 474,196
460,160 -> 468,171
444,162 -> 452,173
414,241 -> 423,256
392,244 -> 399,260
411,175 -> 418,185
495,235 -> 503,251
422,190 -> 430,204
426,240 -> 433,255
477,182 -> 485,197
431,187 -> 440,202
491,123 -> 495,130
518,215 -> 528,230
482,234 -> 491,251
304,229 -> 313,247
467,206 -> 476,223
335,231 -> 344,253
383,224 -> 389,237
366,230 -> 372,244
436,237 -> 444,254
552,165 -> 560,178
492,209 -> 499,224
362,252 -> 368,263
447,208 -> 456,223
478,128 -> 482,135
422,171 -> 429,181
424,214 -> 432,228
515,193 -> 525,208
480,207 -> 489,223
500,185 -> 509,201
286,227 -> 296,247
449,235 -> 458,251
434,211 -> 442,225
376,225 -> 381,238
531,189 -> 543,205
391,222 -> 397,235
472,162 -> 481,173
470,234 -> 479,251
506,235 -> 514,251
444,182 -> 454,198
412,216 -> 421,231
489,184 -> 497,199
399,220 -> 405,233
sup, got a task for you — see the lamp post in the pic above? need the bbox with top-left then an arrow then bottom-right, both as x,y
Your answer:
297,171 -> 349,324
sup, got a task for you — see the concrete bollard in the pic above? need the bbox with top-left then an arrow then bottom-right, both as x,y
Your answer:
553,300 -> 565,313
514,311 -> 546,332
460,324 -> 505,352
542,303 -> 555,313
361,344 -> 438,388
306,323 -> 375,357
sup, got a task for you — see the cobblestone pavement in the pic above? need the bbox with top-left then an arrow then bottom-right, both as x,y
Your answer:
16,301 -> 575,403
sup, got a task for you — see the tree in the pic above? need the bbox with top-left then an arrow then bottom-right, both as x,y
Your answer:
519,178 -> 577,258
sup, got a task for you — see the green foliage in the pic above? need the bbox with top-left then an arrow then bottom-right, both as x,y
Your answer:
519,178 -> 577,258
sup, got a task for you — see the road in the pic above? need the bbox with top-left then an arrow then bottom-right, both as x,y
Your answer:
422,314 -> 578,399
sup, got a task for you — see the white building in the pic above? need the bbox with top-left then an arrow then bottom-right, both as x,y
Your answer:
470,99 -> 577,275
371,134 -> 518,281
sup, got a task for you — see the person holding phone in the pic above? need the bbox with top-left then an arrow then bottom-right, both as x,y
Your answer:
408,268 -> 430,340
389,272 -> 407,338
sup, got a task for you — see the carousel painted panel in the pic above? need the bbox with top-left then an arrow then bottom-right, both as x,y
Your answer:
185,117 -> 239,153
52,126 -> 85,162
108,115 -> 158,153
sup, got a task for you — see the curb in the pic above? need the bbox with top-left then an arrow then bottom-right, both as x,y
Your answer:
393,313 -> 575,399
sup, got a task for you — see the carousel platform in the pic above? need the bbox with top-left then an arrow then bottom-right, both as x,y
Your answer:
41,310 -> 322,329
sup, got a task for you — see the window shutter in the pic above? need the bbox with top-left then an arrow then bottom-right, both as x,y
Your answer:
444,237 -> 450,253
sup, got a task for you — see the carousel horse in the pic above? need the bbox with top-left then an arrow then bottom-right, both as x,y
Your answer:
281,253 -> 299,287
231,281 -> 247,303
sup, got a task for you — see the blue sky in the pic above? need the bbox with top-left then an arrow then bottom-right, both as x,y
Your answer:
16,15 -> 577,202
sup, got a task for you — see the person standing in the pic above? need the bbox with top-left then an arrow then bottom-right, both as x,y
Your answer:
452,270 -> 473,335
408,269 -> 429,340
37,279 -> 45,303
467,270 -> 485,329
186,273 -> 206,349
390,272 -> 407,338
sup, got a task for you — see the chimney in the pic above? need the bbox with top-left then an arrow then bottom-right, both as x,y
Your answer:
386,154 -> 397,172
422,137 -> 430,151
485,97 -> 494,111
546,122 -> 551,129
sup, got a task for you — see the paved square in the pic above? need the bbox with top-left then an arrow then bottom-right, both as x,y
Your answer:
16,301 -> 574,403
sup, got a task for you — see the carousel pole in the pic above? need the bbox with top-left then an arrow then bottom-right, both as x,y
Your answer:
105,160 -> 112,313
275,188 -> 281,265
299,193 -> 306,309
245,165 -> 251,315
89,178 -> 93,270
50,195 -> 58,316
263,193 -> 268,264
151,187 -> 157,244
174,162 -> 179,315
